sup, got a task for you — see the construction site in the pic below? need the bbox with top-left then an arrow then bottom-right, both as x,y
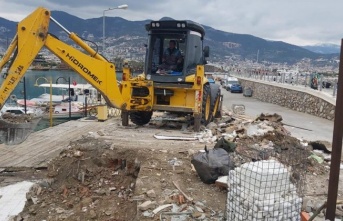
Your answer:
0,6 -> 342,221
0,106 -> 340,221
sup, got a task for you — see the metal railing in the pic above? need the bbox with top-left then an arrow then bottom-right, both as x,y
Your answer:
232,71 -> 338,98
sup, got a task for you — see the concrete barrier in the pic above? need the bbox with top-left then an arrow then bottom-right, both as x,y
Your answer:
237,78 -> 335,121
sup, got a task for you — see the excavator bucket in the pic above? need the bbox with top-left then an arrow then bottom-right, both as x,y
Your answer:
0,116 -> 41,145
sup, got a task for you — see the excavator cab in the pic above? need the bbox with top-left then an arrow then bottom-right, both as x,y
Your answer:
145,20 -> 207,83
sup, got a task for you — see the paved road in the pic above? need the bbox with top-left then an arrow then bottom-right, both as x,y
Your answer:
220,86 -> 334,142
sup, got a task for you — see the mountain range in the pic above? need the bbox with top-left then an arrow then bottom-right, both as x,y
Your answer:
0,10 -> 339,65
301,43 -> 340,54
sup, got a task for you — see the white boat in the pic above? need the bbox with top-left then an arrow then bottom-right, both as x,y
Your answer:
17,94 -> 65,107
46,102 -> 85,119
0,104 -> 44,117
16,83 -> 99,107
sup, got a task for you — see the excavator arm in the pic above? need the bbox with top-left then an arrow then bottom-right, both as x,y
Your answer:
0,7 -> 125,110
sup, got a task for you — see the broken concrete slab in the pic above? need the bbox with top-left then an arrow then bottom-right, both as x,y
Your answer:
138,200 -> 156,211
0,181 -> 34,220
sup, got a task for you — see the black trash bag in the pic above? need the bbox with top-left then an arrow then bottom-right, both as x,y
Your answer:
191,146 -> 234,184
214,137 -> 236,153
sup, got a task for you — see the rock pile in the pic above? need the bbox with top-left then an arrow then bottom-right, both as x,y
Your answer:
227,160 -> 302,221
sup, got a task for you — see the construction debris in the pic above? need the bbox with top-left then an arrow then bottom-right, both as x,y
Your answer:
1,110 -> 335,221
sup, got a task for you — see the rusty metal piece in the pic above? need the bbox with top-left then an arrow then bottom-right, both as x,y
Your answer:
326,39 -> 343,221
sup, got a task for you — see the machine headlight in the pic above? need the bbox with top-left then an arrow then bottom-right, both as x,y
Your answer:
152,23 -> 156,27
181,23 -> 186,28
156,22 -> 160,27
177,23 -> 181,28
146,74 -> 151,80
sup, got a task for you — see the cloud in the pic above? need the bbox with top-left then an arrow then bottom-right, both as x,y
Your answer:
0,0 -> 342,45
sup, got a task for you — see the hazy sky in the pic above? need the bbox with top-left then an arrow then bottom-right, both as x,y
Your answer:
0,0 -> 341,46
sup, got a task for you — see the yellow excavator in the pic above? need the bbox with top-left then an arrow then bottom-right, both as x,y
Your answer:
0,7 -> 222,145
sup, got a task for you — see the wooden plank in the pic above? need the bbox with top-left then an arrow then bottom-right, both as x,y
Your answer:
0,119 -> 111,167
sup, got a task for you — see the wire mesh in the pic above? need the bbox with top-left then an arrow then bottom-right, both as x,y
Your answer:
227,147 -> 307,221
108,107 -> 122,117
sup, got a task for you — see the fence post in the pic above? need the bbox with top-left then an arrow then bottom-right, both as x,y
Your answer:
319,75 -> 323,91
305,74 -> 308,87
333,79 -> 337,97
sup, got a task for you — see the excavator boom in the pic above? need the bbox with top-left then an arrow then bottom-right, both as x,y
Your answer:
0,7 -> 125,110
0,7 -> 126,145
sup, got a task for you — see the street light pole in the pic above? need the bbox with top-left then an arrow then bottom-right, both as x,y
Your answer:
102,4 -> 128,53
49,78 -> 52,127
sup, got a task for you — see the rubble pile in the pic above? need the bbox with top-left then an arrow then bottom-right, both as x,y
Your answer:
136,188 -> 226,220
4,111 -> 334,220
12,137 -> 141,221
1,113 -> 36,123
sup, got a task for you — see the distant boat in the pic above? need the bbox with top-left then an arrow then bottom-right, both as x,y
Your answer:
0,104 -> 44,117
28,64 -> 50,71
53,62 -> 73,71
16,83 -> 100,109
43,102 -> 85,119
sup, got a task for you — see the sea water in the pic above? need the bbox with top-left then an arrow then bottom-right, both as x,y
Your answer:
0,69 -> 124,130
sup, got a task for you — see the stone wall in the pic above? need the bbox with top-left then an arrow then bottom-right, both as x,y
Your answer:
238,79 -> 335,121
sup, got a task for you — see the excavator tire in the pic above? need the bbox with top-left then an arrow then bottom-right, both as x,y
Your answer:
201,84 -> 212,125
210,84 -> 222,120
130,111 -> 153,126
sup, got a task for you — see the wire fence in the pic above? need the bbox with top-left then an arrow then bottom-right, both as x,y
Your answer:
232,71 -> 338,98
227,147 -> 307,221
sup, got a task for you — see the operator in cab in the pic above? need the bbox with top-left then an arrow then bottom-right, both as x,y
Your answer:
157,40 -> 182,74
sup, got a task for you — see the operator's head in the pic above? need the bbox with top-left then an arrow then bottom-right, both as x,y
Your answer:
169,40 -> 176,49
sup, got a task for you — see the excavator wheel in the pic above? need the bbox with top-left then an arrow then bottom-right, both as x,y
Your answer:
130,111 -> 153,126
201,84 -> 212,125
210,84 -> 222,120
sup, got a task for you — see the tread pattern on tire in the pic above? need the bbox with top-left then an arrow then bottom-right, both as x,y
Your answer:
130,111 -> 152,126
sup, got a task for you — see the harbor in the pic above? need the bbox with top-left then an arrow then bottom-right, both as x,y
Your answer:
0,69 -> 123,130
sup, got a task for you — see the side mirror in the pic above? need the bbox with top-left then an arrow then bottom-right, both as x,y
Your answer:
203,46 -> 210,58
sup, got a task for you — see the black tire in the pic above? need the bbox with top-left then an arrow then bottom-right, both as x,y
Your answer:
201,84 -> 211,125
130,111 -> 152,126
210,84 -> 221,119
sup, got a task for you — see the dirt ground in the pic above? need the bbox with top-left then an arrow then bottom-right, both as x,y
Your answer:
1,112 -> 339,221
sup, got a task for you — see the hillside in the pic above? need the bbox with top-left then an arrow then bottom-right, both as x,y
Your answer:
302,43 -> 340,54
0,10 -> 339,64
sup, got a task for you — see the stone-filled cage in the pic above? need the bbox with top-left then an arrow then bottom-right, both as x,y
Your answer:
227,147 -> 307,221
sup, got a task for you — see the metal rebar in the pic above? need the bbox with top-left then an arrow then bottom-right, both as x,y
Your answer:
326,38 -> 343,221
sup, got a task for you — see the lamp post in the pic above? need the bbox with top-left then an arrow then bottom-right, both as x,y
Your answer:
35,77 -> 53,127
56,77 -> 71,120
102,4 -> 128,53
